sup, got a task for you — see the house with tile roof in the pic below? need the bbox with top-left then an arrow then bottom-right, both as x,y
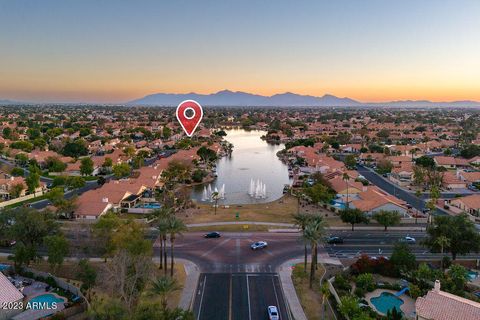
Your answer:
350,186 -> 409,216
449,194 -> 480,217
0,272 -> 24,320
416,280 -> 480,320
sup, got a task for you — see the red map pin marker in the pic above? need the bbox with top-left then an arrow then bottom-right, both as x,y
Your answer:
176,100 -> 203,137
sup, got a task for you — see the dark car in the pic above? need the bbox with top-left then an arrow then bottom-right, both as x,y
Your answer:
326,236 -> 344,244
204,232 -> 221,238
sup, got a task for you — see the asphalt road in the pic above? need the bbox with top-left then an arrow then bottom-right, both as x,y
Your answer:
163,232 -> 303,273
356,165 -> 449,216
161,231 -> 480,272
193,273 -> 290,320
30,180 -> 100,210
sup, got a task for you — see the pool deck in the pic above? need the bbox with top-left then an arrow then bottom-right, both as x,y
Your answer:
12,293 -> 67,320
366,289 -> 416,319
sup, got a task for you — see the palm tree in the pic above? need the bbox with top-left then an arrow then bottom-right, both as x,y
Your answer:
321,281 -> 331,320
147,276 -> 181,310
292,212 -> 312,274
150,207 -> 174,270
342,173 -> 350,209
211,191 -> 219,215
435,235 -> 450,270
302,215 -> 326,288
166,217 -> 187,277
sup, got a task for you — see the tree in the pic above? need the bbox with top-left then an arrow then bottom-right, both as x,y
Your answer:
344,154 -> 357,169
44,234 -> 69,273
15,153 -> 29,166
415,155 -> 435,168
113,163 -> 131,179
45,156 -> 67,172
162,126 -> 172,139
386,307 -> 403,320
161,160 -> 191,187
62,140 -> 88,157
80,157 -> 94,176
377,159 -> 393,174
6,208 -> 58,266
11,167 -> 25,176
435,235 -> 450,270
147,277 -> 180,310
340,208 -> 369,231
293,213 -> 312,274
150,207 -> 174,271
356,273 -> 375,291
25,171 -> 40,195
302,214 -> 326,288
47,187 -> 65,204
373,210 -> 401,231
88,296 -> 127,320
321,281 -> 331,320
342,173 -> 350,208
447,264 -> 468,294
166,217 -> 187,277
91,212 -> 121,261
390,242 -> 416,273
339,295 -> 363,319
304,183 -> 335,204
211,191 -> 220,215
77,259 -> 97,300
66,176 -> 86,189
424,214 -> 480,260
196,146 -> 217,163
9,183 -> 24,198
103,157 -> 113,168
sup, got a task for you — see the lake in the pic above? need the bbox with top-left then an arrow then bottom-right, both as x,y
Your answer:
191,129 -> 291,204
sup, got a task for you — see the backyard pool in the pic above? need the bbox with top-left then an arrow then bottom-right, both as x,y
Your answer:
0,263 -> 11,271
468,270 -> 478,281
137,203 -> 162,209
27,294 -> 65,310
370,292 -> 404,315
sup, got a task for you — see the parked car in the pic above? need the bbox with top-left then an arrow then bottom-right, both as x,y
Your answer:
251,241 -> 268,250
400,236 -> 416,244
0,240 -> 16,247
267,306 -> 279,320
326,236 -> 344,244
204,232 -> 221,238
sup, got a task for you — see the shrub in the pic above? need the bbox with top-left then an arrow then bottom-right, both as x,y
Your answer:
356,273 -> 375,292
334,274 -> 352,292
354,287 -> 365,298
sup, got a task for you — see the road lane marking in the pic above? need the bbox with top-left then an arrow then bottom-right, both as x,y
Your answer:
246,275 -> 252,320
228,275 -> 232,320
272,276 -> 286,320
201,238 -> 231,257
197,275 -> 206,320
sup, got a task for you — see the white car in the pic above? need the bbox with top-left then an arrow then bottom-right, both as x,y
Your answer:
251,241 -> 268,250
401,236 -> 416,244
268,306 -> 279,320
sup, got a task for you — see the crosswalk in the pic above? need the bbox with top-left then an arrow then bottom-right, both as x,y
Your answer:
205,263 -> 275,273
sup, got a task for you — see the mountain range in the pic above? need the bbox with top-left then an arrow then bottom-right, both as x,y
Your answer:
127,90 -> 480,107
1,91 -> 480,107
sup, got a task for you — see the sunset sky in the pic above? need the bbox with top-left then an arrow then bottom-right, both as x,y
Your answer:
1,0 -> 479,103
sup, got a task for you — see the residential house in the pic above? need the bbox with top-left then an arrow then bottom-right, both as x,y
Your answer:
434,156 -> 470,170
0,176 -> 27,199
350,186 -> 409,216
416,280 -> 480,320
0,272 -> 24,320
449,194 -> 480,217
389,163 -> 414,187
442,171 -> 468,190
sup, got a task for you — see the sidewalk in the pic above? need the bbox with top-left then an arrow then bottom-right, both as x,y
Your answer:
176,258 -> 200,311
277,256 -> 343,320
186,220 -> 427,231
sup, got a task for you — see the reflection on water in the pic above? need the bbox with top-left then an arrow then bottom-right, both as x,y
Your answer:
191,129 -> 291,204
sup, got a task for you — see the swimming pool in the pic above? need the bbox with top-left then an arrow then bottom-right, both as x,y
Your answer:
0,263 -> 11,271
468,270 -> 478,281
370,292 -> 404,315
27,294 -> 65,310
137,203 -> 161,209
